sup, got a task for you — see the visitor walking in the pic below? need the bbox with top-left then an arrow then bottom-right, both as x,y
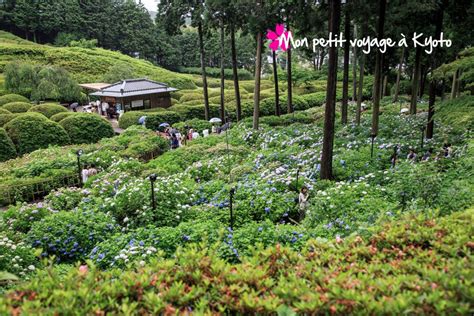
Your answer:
70,102 -> 79,112
422,148 -> 433,162
390,146 -> 398,168
407,149 -> 417,162
298,186 -> 310,221
170,133 -> 180,149
101,102 -> 109,116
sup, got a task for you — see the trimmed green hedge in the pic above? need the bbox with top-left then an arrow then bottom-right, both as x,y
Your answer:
0,127 -> 16,161
2,102 -> 33,113
146,111 -> 182,130
28,103 -> 68,118
118,111 -> 146,129
50,111 -> 78,122
0,93 -> 29,106
4,113 -> 70,155
59,114 -> 114,144
0,114 -> 20,127
179,67 -> 253,80
0,108 -> 11,114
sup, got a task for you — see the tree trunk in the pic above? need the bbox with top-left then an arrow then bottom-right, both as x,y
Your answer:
287,24 -> 293,114
352,23 -> 357,102
410,46 -> 422,114
450,69 -> 458,99
320,0 -> 341,180
427,4 -> 444,139
382,75 -> 388,97
455,70 -> 462,97
230,24 -> 242,121
419,66 -> 427,98
272,50 -> 281,116
371,0 -> 386,136
219,21 -> 225,122
341,9 -> 350,125
253,31 -> 263,130
356,22 -> 367,125
198,21 -> 210,120
393,46 -> 405,102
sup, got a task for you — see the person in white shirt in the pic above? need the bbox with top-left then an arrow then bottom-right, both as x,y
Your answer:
101,102 -> 109,116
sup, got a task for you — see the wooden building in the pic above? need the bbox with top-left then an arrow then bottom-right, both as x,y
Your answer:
88,79 -> 178,112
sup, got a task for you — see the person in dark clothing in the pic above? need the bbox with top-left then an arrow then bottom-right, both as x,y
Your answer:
171,133 -> 180,149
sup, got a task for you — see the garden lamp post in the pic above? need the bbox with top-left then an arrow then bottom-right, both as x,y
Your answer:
229,187 -> 235,230
224,111 -> 232,183
370,133 -> 377,158
76,149 -> 83,187
149,173 -> 157,211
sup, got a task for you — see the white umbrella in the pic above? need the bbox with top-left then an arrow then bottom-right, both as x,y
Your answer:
209,117 -> 222,124
400,108 -> 409,114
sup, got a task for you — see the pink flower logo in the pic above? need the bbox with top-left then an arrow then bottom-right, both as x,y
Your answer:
266,24 -> 290,52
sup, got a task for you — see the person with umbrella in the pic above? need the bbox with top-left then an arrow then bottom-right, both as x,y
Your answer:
70,102 -> 79,112
209,117 -> 222,134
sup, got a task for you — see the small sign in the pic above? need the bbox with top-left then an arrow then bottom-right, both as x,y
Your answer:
132,100 -> 144,108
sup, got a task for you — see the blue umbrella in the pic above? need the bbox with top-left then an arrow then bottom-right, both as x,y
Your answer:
138,116 -> 147,125
159,122 -> 170,128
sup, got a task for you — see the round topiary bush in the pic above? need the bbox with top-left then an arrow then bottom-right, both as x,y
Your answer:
4,113 -> 70,155
2,102 -> 33,113
28,103 -> 68,118
0,93 -> 29,106
59,113 -> 114,144
0,127 -> 17,161
0,114 -> 19,127
0,108 -> 11,114
50,111 -> 78,122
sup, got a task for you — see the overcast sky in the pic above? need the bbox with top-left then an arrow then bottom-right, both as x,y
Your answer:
140,0 -> 159,12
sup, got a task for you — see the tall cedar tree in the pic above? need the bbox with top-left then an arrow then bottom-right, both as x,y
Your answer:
371,0 -> 386,136
320,0 -> 341,180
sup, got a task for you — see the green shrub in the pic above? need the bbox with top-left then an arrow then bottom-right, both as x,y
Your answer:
4,209 -> 472,314
27,210 -> 118,263
435,95 -> 474,132
59,114 -> 114,144
2,202 -> 52,234
118,111 -> 146,129
0,108 -> 11,114
50,111 -> 78,122
179,92 -> 203,103
179,67 -> 253,80
4,113 -> 70,155
2,102 -> 32,113
0,234 -> 38,280
0,127 -> 16,161
174,118 -> 212,133
28,103 -> 68,118
0,114 -> 20,127
145,111 -> 182,130
181,99 -> 205,106
391,79 -> 412,96
300,92 -> 327,108
0,94 -> 29,106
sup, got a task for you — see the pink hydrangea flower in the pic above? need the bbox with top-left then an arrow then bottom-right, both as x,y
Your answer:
266,24 -> 290,52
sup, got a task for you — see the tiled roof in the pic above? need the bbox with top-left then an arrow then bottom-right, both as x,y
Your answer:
90,79 -> 178,98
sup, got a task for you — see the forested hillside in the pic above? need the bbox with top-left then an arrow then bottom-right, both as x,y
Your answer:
0,31 -> 195,89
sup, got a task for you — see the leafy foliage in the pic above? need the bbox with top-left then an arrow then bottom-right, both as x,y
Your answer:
4,113 -> 70,155
28,103 -> 68,118
2,102 -> 32,113
58,114 -> 114,144
0,128 -> 16,162
0,94 -> 29,106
